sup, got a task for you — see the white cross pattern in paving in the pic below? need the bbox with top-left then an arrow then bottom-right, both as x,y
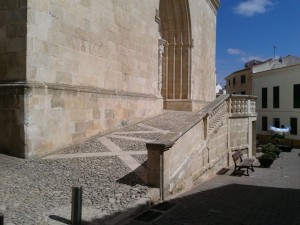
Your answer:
44,123 -> 169,182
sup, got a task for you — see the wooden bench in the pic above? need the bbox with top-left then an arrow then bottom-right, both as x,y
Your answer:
232,150 -> 255,176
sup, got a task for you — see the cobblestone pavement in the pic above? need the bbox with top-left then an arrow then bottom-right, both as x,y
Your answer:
0,111 -> 194,225
125,149 -> 300,225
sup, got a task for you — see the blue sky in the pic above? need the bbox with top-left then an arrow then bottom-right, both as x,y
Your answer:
216,0 -> 300,86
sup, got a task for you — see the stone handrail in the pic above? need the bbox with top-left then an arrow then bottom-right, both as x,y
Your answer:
199,94 -> 230,138
146,94 -> 257,200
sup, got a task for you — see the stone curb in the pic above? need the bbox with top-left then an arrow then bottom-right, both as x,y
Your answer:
105,188 -> 160,225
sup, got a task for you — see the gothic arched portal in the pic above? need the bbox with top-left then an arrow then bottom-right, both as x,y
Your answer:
159,0 -> 193,101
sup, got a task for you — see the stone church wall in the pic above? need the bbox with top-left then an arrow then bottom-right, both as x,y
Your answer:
1,0 -> 164,158
190,0 -> 217,106
23,83 -> 161,158
26,0 -> 160,95
22,0 -> 163,158
0,0 -> 218,158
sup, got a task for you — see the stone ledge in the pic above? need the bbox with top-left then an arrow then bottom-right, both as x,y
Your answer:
147,112 -> 206,151
230,94 -> 258,99
230,113 -> 257,118
0,81 -> 160,100
200,94 -> 229,114
163,99 -> 211,111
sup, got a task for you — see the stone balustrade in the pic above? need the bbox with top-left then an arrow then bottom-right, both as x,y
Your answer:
230,95 -> 257,116
205,95 -> 229,137
146,94 -> 257,200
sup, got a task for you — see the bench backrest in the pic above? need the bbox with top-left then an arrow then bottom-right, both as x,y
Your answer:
232,150 -> 243,162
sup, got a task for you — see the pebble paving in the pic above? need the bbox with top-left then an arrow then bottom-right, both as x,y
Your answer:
106,138 -> 147,152
61,138 -> 110,154
0,111 -> 194,224
111,133 -> 164,141
142,111 -> 195,130
131,154 -> 148,166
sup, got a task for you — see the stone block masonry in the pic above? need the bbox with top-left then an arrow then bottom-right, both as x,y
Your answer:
25,0 -> 160,95
0,0 -> 220,157
0,0 -> 163,158
0,82 -> 162,158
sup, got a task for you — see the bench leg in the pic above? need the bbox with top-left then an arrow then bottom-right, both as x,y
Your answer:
233,167 -> 237,175
251,165 -> 254,172
246,168 -> 249,176
233,165 -> 241,175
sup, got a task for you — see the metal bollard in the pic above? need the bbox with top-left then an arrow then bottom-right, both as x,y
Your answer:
71,185 -> 82,225
0,212 -> 3,225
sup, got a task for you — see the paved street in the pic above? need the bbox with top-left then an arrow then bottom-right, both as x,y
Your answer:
124,148 -> 300,225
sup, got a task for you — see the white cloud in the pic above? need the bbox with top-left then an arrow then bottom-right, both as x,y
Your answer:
234,0 -> 274,16
227,47 -> 267,63
227,48 -> 244,55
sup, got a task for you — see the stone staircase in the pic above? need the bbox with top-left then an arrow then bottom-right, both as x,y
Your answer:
146,94 -> 257,200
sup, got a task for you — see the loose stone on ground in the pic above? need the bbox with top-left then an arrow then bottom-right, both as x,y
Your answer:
0,111 -> 199,224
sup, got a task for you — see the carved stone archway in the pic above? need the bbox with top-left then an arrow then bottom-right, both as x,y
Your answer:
158,0 -> 193,109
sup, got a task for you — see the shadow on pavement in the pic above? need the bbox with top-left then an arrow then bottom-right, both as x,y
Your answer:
116,170 -> 146,186
49,215 -> 97,225
48,183 -> 300,225
216,167 -> 230,175
144,184 -> 300,225
117,161 -> 148,186
216,167 -> 246,177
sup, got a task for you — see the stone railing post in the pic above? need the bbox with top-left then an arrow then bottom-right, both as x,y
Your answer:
204,114 -> 209,140
228,97 -> 232,114
147,144 -> 170,201
247,99 -> 251,114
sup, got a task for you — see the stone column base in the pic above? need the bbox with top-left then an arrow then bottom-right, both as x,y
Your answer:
163,99 -> 210,112
0,82 -> 163,158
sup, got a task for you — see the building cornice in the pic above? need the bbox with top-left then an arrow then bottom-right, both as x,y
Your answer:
206,0 -> 220,14
253,63 -> 300,77
0,81 -> 159,99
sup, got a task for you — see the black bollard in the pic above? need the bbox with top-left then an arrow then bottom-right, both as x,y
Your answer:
0,212 -> 3,225
71,185 -> 82,225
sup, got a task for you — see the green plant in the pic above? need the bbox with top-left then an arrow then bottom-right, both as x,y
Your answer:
261,143 -> 280,157
258,152 -> 276,168
258,152 -> 277,161
258,143 -> 279,168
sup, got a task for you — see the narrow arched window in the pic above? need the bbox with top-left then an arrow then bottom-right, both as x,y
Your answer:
159,0 -> 192,100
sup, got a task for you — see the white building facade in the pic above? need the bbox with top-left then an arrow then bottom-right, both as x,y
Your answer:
253,64 -> 300,147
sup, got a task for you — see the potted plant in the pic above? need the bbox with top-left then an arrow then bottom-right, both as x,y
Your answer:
258,143 -> 278,168
261,143 -> 280,157
258,152 -> 276,168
